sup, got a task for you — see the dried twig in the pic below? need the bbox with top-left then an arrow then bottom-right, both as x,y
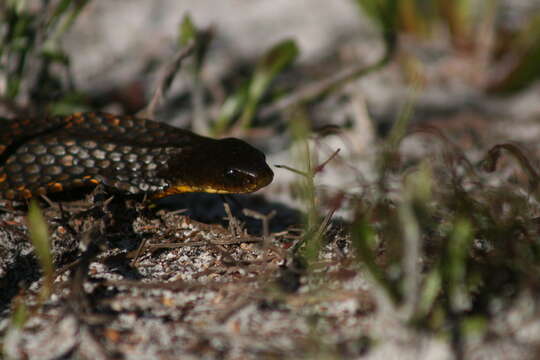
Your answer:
223,202 -> 244,237
314,148 -> 341,173
215,293 -> 257,323
274,164 -> 309,177
242,209 -> 276,239
138,41 -> 196,119
293,207 -> 337,253
67,222 -> 105,316
482,143 -> 540,192
130,236 -> 148,266
276,147 -> 341,178
147,237 -> 263,249
259,53 -> 393,118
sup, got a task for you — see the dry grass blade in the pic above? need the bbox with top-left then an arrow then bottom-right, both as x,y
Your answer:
410,125 -> 475,173
481,143 -> 540,191
130,237 -> 148,266
276,147 -> 341,178
259,35 -> 395,118
223,202 -> 244,237
274,164 -> 309,177
243,209 -> 277,238
147,237 -> 263,248
138,41 -> 196,119
294,207 -> 337,256
314,148 -> 341,173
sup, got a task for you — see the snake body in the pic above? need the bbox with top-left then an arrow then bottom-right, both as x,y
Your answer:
0,112 -> 273,200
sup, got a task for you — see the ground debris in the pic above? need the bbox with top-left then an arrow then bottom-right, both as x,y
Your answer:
1,197 -> 379,359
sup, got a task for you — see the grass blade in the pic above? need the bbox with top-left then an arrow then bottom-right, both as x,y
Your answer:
27,200 -> 54,301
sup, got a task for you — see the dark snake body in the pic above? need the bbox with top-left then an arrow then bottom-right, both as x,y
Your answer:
0,112 -> 273,200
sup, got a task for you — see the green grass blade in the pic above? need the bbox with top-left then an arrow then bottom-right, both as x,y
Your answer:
487,14 -> 540,93
239,39 -> 299,129
351,216 -> 402,304
27,200 -> 54,301
444,218 -> 473,311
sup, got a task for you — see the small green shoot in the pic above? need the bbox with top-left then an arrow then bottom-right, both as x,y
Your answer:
286,108 -> 321,265
437,0 -> 474,48
443,218 -> 473,312
27,200 -> 54,301
398,0 -> 436,36
376,85 -> 419,190
212,84 -> 248,136
487,14 -> 540,93
44,0 -> 90,52
179,14 -> 214,134
415,269 -> 442,319
354,0 -> 399,42
9,296 -> 29,329
398,185 -> 422,315
352,215 -> 403,305
1,0 -> 89,111
238,39 -> 298,129
179,14 -> 197,46
277,108 -> 341,269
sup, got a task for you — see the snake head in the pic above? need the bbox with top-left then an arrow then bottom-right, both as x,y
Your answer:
154,137 -> 274,198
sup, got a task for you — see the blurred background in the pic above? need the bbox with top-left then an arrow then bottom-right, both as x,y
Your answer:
2,0 -> 540,211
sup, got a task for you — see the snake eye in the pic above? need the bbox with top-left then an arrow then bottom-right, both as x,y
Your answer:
224,168 -> 238,179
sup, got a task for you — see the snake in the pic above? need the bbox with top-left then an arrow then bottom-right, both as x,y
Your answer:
0,112 -> 274,200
